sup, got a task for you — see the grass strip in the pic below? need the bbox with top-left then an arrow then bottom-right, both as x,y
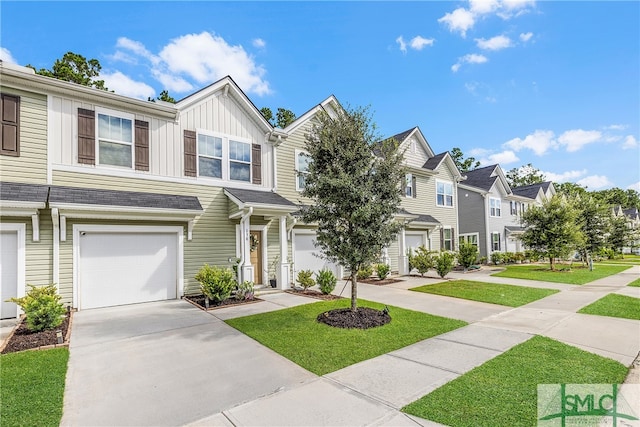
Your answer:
226,299 -> 466,375
578,294 -> 640,320
492,263 -> 631,285
410,280 -> 558,307
627,278 -> 640,287
402,336 -> 628,427
0,347 -> 69,427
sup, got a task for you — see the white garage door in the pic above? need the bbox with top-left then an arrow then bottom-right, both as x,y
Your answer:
406,233 -> 426,252
293,233 -> 339,278
79,230 -> 178,310
0,230 -> 18,319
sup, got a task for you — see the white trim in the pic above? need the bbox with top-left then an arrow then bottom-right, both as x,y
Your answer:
435,178 -> 455,208
294,149 -> 310,192
49,202 -> 202,219
51,208 -> 60,286
72,224 -> 184,310
459,232 -> 480,248
31,213 -> 40,242
442,226 -> 453,251
489,197 -> 502,218
47,94 -> 53,184
0,223 -> 26,319
95,107 -> 136,169
250,224 -> 268,285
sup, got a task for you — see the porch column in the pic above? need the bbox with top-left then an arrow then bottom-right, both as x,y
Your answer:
398,227 -> 408,275
240,213 -> 254,284
278,215 -> 290,289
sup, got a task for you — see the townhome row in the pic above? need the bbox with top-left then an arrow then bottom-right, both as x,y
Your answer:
0,61 -> 548,319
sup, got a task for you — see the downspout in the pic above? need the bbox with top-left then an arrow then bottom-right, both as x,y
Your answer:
237,207 -> 253,283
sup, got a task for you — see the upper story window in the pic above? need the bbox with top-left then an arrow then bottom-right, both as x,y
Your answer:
295,149 -> 310,191
404,174 -> 416,198
97,110 -> 134,168
198,134 -> 223,178
0,93 -> 20,157
229,140 -> 251,182
436,180 -> 454,207
490,198 -> 502,217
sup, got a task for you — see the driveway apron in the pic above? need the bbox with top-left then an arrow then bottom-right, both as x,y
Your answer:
61,300 -> 315,427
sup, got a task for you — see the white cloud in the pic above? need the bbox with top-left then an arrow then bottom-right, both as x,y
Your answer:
485,150 -> 519,165
475,35 -> 513,50
452,53 -> 488,72
557,129 -> 602,152
519,32 -> 533,42
622,135 -> 638,150
151,69 -> 194,93
0,47 -> 16,63
410,36 -> 435,50
469,148 -> 490,157
438,7 -> 475,37
542,169 -> 587,182
396,36 -> 407,53
116,37 -> 159,65
503,129 -> 556,156
605,124 -> 627,131
498,0 -> 536,18
469,0 -> 500,14
577,175 -> 613,190
101,71 -> 156,100
627,181 -> 640,191
252,38 -> 266,48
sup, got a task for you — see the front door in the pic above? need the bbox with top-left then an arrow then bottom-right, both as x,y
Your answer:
249,230 -> 263,284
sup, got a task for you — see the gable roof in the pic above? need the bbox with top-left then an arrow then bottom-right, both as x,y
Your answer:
422,152 -> 447,171
282,95 -> 341,136
460,165 -> 499,192
390,126 -> 436,159
623,207 -> 639,220
511,181 -> 554,200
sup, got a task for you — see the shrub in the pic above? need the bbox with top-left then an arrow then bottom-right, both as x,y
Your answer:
376,263 -> 391,280
479,256 -> 488,265
411,246 -> 434,276
524,249 -> 541,262
195,264 -> 236,303
503,252 -> 515,264
297,269 -> 316,290
356,265 -> 373,280
235,280 -> 255,301
457,243 -> 478,270
434,251 -> 456,279
9,284 -> 66,332
491,252 -> 504,265
316,269 -> 337,294
514,252 -> 525,263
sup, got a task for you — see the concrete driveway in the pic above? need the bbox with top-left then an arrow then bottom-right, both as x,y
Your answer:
61,300 -> 316,426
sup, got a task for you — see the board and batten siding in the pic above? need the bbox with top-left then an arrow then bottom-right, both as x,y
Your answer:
52,170 -> 239,296
0,87 -> 47,183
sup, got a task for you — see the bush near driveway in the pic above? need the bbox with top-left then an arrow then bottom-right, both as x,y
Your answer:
492,263 -> 631,285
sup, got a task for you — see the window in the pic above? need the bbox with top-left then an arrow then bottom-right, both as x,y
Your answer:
405,174 -> 417,198
492,232 -> 501,251
459,233 -> 478,248
437,180 -> 454,207
443,228 -> 453,251
229,140 -> 251,182
1,93 -> 19,157
295,150 -> 310,191
490,198 -> 502,217
198,134 -> 223,178
97,111 -> 133,167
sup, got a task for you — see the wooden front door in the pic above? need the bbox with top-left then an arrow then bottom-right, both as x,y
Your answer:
249,230 -> 263,284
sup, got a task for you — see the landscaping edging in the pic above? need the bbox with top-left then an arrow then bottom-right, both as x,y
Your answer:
183,295 -> 264,311
0,311 -> 74,354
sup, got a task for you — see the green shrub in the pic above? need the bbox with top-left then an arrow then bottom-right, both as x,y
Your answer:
316,269 -> 337,294
503,252 -> 515,264
297,269 -> 316,290
514,252 -> 525,262
479,256 -> 488,265
376,263 -> 391,280
356,265 -> 373,280
434,251 -> 456,278
411,246 -> 434,276
9,284 -> 65,332
457,243 -> 478,270
195,264 -> 236,303
235,280 -> 255,301
491,252 -> 504,265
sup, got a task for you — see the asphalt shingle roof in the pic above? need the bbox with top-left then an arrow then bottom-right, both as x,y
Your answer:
511,181 -> 553,200
224,187 -> 296,207
0,181 -> 50,203
391,127 -> 417,143
397,208 -> 440,224
460,165 -> 498,192
422,152 -> 447,171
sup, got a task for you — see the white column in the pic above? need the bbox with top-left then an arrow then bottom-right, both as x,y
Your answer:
398,227 -> 408,275
382,246 -> 390,265
51,208 -> 59,286
278,215 -> 290,289
240,215 -> 254,284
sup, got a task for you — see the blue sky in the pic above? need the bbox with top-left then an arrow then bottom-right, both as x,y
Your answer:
2,1 -> 638,191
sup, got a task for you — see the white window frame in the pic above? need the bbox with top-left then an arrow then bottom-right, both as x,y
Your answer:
405,173 -> 413,198
95,107 -> 135,169
228,139 -> 252,183
443,227 -> 453,251
197,133 -> 224,179
459,232 -> 479,248
491,232 -> 501,251
295,149 -> 310,191
196,129 -> 252,182
436,179 -> 454,208
490,197 -> 502,217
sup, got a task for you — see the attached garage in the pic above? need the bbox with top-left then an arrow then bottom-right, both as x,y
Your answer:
0,224 -> 25,319
292,231 -> 339,279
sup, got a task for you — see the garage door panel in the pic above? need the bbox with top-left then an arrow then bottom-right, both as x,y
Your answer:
1,231 -> 18,319
293,233 -> 339,277
80,232 -> 177,310
406,234 -> 425,252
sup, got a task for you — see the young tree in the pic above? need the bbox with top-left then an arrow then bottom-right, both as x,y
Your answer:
607,215 -> 631,254
260,107 -> 274,124
28,52 -> 108,90
157,90 -> 176,103
260,107 -> 296,128
520,195 -> 583,270
574,196 -> 610,262
449,147 -> 480,172
506,163 -> 545,188
301,106 -> 405,311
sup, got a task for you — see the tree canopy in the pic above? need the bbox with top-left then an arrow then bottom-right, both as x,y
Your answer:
301,106 -> 405,311
260,107 -> 296,128
505,163 -> 545,188
449,147 -> 480,173
28,52 -> 108,90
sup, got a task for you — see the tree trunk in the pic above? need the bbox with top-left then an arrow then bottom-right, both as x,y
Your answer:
351,271 -> 358,312
549,256 -> 555,271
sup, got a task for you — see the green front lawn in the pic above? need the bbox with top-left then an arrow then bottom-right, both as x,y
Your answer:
628,278 -> 640,287
492,263 -> 631,285
410,280 -> 558,307
578,294 -> 640,320
599,255 -> 640,265
0,347 -> 69,427
402,336 -> 628,427
226,299 -> 466,375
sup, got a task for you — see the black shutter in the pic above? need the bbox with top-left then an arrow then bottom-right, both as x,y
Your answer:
184,130 -> 197,177
77,108 -> 95,165
135,120 -> 149,171
451,228 -> 455,251
0,94 -> 19,156
252,144 -> 262,185
412,175 -> 417,198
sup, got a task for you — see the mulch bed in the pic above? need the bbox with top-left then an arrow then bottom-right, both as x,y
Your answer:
285,289 -> 343,301
1,312 -> 72,354
183,295 -> 263,310
317,307 -> 391,329
358,277 -> 404,286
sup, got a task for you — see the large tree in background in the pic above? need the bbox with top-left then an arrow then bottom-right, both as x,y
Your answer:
301,106 -> 405,312
574,196 -> 611,261
506,163 -> 545,188
28,52 -> 108,90
260,107 -> 296,128
520,195 -> 583,270
450,147 -> 480,173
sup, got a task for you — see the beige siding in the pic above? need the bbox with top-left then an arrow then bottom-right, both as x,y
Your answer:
400,138 -> 430,169
0,87 -> 47,183
276,125 -> 313,204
